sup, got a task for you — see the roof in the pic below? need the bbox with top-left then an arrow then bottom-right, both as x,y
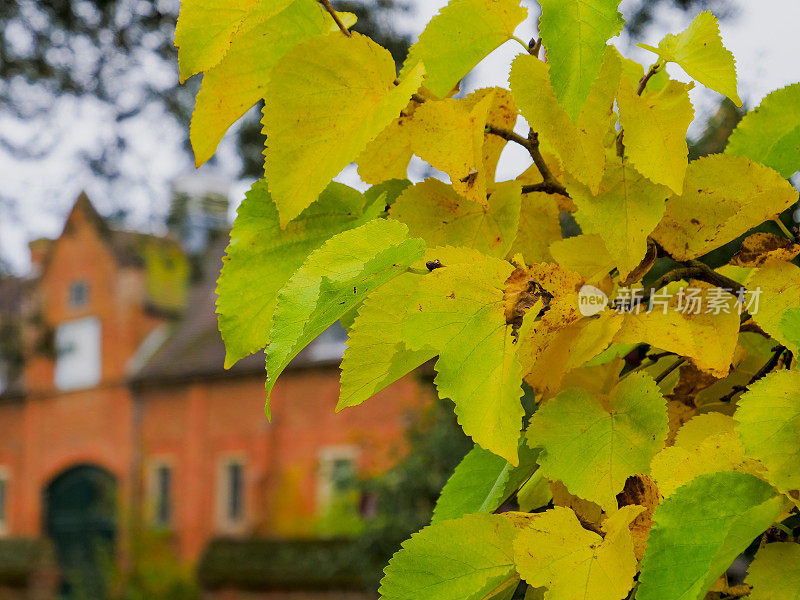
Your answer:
130,240 -> 342,386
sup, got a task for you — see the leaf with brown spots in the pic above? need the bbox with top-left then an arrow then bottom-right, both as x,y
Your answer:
732,232 -> 800,268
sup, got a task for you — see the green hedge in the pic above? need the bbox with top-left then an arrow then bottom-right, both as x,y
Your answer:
197,538 -> 366,591
0,539 -> 52,587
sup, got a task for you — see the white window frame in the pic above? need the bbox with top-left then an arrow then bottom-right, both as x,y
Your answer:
0,467 -> 9,536
216,455 -> 247,534
316,446 -> 359,515
147,457 -> 174,529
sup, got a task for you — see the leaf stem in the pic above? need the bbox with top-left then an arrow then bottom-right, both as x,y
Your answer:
637,62 -> 661,96
773,217 -> 796,241
718,345 -> 787,403
654,357 -> 686,384
318,0 -> 351,37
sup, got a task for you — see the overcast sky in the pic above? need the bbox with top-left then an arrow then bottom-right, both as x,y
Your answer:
1,0 -> 798,273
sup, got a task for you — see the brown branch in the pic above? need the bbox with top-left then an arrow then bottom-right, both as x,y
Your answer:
637,63 -> 661,96
718,346 -> 787,403
319,0 -> 351,37
485,125 -> 568,196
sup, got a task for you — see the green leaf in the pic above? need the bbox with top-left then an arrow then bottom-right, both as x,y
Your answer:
402,249 -> 524,464
262,31 -> 425,226
726,83 -> 800,178
398,0 -> 527,98
652,154 -> 799,261
735,370 -> 800,497
265,219 -> 425,410
527,372 -> 668,511
781,308 -> 800,352
433,442 -> 539,523
746,261 -> 800,357
216,180 -> 381,368
537,0 -> 624,119
338,272 -> 436,411
745,543 -> 800,600
617,77 -> 694,194
390,179 -> 521,259
568,153 -> 670,280
379,513 -> 519,600
639,11 -> 742,106
190,0 -> 348,166
513,505 -> 643,600
637,472 -> 786,600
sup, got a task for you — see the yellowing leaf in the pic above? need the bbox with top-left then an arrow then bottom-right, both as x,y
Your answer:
513,506 -> 643,600
266,219 -> 425,409
652,154 -> 799,261
746,543 -> 800,600
549,234 -> 615,284
650,413 -> 762,497
568,153 -> 670,280
408,95 -> 494,204
614,285 -> 740,377
527,372 -> 668,511
262,32 -> 425,226
402,250 -> 524,464
190,0 -> 349,166
735,370 -> 800,498
338,272 -> 436,411
509,55 -> 606,193
380,513 -> 520,600
639,11 -> 741,106
390,179 -> 521,258
746,259 -> 800,357
399,0 -> 527,98
175,0 -> 279,82
617,77 -> 694,194
638,472 -> 786,600
537,0 -> 625,119
508,193 -> 563,263
216,180 -> 381,367
731,233 -> 800,268
726,83 -> 800,178
356,99 -> 420,184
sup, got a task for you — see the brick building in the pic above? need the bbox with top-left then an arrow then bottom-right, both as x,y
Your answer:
0,193 -> 430,596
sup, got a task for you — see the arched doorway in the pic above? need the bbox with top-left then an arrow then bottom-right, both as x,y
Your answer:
43,465 -> 117,599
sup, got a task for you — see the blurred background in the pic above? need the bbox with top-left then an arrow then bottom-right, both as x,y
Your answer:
0,0 -> 798,598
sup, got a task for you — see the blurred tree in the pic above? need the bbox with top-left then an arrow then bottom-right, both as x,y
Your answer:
0,0 -> 412,191
625,0 -> 734,37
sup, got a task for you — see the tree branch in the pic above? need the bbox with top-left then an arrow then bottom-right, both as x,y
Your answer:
485,125 -> 568,196
718,346 -> 787,403
318,0 -> 351,37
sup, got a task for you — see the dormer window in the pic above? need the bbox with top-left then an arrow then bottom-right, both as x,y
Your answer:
69,281 -> 89,308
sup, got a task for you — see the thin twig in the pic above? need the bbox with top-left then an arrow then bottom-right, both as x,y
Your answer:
774,217 -> 797,241
531,37 -> 543,58
718,346 -> 787,403
485,125 -> 568,196
655,357 -> 686,384
637,63 -> 661,96
319,0 -> 351,37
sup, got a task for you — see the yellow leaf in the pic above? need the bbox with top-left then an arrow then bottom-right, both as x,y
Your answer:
513,506 -> 643,600
614,284 -> 740,377
652,154 -> 799,261
639,11 -> 741,106
509,193 -> 563,263
549,234 -> 615,284
510,55 -> 606,193
356,99 -> 420,184
650,413 -> 763,497
617,76 -> 695,194
390,179 -> 521,258
745,543 -> 800,600
473,88 -> 519,184
746,261 -> 800,357
262,32 -> 425,226
175,0 -> 277,82
410,94 -> 494,205
190,0 -> 351,166
568,153 -> 670,280
399,0 -> 527,98
731,233 -> 800,268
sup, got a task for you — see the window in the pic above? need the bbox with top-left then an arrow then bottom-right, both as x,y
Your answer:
150,462 -> 173,528
217,458 -> 246,532
316,447 -> 358,513
0,468 -> 8,535
54,317 -> 101,390
68,280 -> 89,308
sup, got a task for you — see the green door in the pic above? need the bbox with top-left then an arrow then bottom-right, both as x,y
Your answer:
44,465 -> 117,599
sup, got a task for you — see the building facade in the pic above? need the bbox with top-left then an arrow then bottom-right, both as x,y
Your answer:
0,194 -> 430,592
